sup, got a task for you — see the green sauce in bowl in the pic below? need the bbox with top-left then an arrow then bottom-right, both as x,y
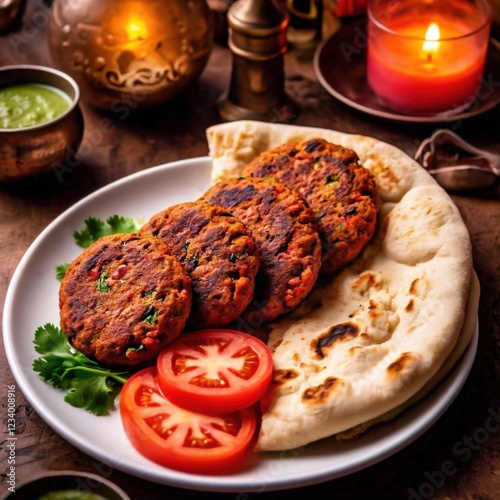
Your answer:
0,83 -> 71,129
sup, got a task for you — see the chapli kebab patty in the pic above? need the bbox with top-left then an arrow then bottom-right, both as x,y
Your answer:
201,176 -> 322,325
140,201 -> 260,328
59,233 -> 192,367
242,138 -> 378,274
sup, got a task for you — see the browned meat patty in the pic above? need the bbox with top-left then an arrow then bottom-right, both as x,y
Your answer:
201,177 -> 321,325
140,201 -> 260,328
59,233 -> 192,367
242,138 -> 378,274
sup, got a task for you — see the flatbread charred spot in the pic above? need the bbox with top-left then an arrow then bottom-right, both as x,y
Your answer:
368,299 -> 386,322
312,323 -> 359,359
386,352 -> 419,379
410,278 -> 420,295
299,361 -> 323,373
269,337 -> 283,351
363,152 -> 411,202
364,153 -> 402,196
405,298 -> 415,313
351,271 -> 382,295
302,377 -> 341,406
409,276 -> 428,298
272,368 -> 299,387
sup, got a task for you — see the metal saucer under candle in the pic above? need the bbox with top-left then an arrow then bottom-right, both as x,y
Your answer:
313,20 -> 500,123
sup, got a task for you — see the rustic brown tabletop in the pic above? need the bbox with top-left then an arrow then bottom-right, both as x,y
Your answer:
1,1 -> 499,499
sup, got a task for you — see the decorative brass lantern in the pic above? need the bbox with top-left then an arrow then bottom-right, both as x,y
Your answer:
47,0 -> 214,110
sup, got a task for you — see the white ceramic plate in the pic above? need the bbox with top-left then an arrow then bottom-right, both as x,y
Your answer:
3,157 -> 478,493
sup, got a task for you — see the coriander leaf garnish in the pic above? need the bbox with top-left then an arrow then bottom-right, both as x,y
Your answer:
56,263 -> 70,282
73,215 -> 142,249
106,214 -> 142,235
32,323 -> 129,416
56,214 -> 142,281
65,374 -> 119,416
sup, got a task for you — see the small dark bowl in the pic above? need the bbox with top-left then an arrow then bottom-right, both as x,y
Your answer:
0,65 -> 84,182
1,471 -> 130,500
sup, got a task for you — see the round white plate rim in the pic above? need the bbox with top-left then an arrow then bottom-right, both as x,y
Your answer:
3,156 -> 478,493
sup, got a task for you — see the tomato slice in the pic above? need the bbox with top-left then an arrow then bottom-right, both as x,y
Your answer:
156,329 -> 273,413
120,367 -> 257,474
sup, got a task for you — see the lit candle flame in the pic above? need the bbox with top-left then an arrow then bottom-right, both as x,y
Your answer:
422,23 -> 440,55
125,17 -> 148,41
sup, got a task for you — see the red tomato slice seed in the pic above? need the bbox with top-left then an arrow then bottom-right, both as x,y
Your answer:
156,329 -> 273,414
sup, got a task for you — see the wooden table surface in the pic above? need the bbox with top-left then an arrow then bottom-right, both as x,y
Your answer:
1,2 -> 499,499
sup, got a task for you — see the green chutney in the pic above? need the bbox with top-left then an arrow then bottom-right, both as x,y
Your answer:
36,490 -> 107,500
0,83 -> 71,129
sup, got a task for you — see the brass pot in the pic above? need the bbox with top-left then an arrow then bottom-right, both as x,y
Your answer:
47,0 -> 214,110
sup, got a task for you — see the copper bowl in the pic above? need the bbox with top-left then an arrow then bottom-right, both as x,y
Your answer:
0,471 -> 130,500
0,65 -> 84,182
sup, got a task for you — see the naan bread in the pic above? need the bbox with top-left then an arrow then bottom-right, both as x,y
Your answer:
334,271 -> 478,440
206,121 -> 473,451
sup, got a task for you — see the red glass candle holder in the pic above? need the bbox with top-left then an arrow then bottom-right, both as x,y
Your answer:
367,0 -> 492,114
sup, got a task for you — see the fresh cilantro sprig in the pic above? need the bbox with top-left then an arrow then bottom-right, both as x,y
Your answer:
56,215 -> 142,281
73,215 -> 142,248
32,323 -> 130,416
56,263 -> 70,281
